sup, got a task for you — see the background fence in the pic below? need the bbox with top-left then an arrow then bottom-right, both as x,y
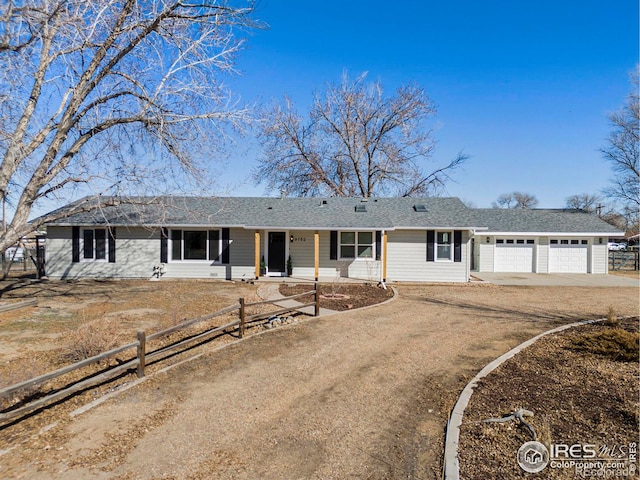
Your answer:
609,251 -> 640,271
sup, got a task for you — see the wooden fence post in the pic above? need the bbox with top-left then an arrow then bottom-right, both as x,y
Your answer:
137,331 -> 146,378
314,282 -> 320,317
239,297 -> 246,338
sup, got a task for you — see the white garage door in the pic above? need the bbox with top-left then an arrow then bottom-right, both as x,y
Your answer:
549,239 -> 588,273
494,239 -> 534,272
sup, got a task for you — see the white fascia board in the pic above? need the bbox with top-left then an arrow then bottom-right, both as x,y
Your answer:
243,226 -> 396,231
481,231 -> 623,237
394,226 -> 488,232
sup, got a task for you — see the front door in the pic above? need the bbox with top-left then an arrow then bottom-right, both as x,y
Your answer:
268,232 -> 286,274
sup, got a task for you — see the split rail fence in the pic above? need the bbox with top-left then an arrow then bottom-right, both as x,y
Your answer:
0,285 -> 319,425
609,251 -> 640,271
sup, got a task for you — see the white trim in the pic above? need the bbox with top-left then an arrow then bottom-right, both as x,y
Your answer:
168,228 -> 222,263
435,230 -> 454,262
338,230 -> 376,260
484,231 -> 621,236
79,227 -> 109,263
264,230 -> 289,275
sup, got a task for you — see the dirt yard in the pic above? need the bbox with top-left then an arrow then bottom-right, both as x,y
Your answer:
0,279 -> 638,479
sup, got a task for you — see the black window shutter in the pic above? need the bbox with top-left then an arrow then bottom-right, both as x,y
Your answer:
375,231 -> 382,260
108,227 -> 116,263
330,231 -> 338,260
72,226 -> 80,263
160,227 -> 168,263
426,230 -> 435,262
454,230 -> 462,263
221,228 -> 230,264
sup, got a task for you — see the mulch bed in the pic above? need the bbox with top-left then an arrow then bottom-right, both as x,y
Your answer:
458,317 -> 639,479
278,283 -> 394,311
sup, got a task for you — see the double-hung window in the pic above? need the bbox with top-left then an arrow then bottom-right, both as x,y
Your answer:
339,231 -> 374,259
170,229 -> 221,262
436,231 -> 453,261
82,228 -> 108,261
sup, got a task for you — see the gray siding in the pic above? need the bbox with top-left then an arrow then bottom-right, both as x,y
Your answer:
477,240 -> 495,273
592,242 -> 608,274
537,237 -> 549,274
163,228 -> 255,280
386,230 -> 469,282
46,226 -> 158,279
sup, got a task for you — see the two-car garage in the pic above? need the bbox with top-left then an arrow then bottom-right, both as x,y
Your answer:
490,237 -> 590,273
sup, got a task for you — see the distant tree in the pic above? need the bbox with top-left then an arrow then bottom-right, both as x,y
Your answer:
0,0 -> 260,254
601,67 -> 640,209
565,193 -> 602,212
565,194 -> 638,235
492,192 -> 539,209
254,72 -> 468,198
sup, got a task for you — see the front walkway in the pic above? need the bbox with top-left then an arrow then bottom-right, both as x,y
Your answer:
256,283 -> 339,316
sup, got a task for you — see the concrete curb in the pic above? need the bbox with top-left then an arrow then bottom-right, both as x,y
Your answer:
443,316 -> 608,480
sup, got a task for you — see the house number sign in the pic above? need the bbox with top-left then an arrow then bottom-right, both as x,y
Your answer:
291,236 -> 307,242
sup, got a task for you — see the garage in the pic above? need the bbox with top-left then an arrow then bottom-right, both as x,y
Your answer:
549,239 -> 588,273
494,239 -> 534,272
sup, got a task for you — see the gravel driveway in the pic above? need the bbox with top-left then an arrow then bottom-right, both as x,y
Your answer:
2,283 -> 638,479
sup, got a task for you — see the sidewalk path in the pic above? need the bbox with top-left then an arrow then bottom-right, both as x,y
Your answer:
256,283 -> 339,316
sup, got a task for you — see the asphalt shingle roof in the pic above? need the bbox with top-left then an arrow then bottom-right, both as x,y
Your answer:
42,196 -> 622,234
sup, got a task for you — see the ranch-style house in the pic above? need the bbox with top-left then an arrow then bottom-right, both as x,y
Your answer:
41,196 -> 622,282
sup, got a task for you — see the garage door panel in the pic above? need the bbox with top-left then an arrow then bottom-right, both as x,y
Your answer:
549,243 -> 588,273
495,244 -> 534,273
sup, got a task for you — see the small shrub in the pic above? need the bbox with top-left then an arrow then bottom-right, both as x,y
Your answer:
65,317 -> 122,362
571,328 -> 639,362
604,305 -> 618,327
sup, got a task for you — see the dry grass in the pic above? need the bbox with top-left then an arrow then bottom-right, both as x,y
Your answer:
570,328 -> 639,362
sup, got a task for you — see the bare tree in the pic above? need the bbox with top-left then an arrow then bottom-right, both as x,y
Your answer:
565,193 -> 602,212
0,0 -> 261,253
492,192 -> 539,209
254,72 -> 467,198
601,67 -> 640,209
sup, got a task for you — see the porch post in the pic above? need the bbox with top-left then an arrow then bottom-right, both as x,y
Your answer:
314,230 -> 319,281
254,230 -> 260,279
382,230 -> 388,283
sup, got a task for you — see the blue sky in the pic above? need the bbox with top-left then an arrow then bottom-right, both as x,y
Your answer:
215,0 -> 639,208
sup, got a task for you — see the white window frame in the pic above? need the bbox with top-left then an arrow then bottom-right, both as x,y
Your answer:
80,227 -> 109,262
339,231 -> 375,260
170,228 -> 222,263
436,230 -> 453,262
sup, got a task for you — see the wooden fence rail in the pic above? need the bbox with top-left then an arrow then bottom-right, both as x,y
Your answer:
0,285 -> 319,425
609,251 -> 640,271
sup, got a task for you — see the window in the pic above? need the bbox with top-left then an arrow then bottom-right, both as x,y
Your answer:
550,239 -> 558,244
526,239 -> 535,244
561,239 -> 569,245
516,239 -> 525,244
571,239 -> 579,245
340,231 -> 374,259
171,229 -> 221,262
82,228 -> 108,261
436,231 -> 453,261
581,240 -> 588,245
506,239 -> 514,244
496,239 -> 504,244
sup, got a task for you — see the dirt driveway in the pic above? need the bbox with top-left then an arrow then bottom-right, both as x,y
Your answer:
2,283 -> 638,479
